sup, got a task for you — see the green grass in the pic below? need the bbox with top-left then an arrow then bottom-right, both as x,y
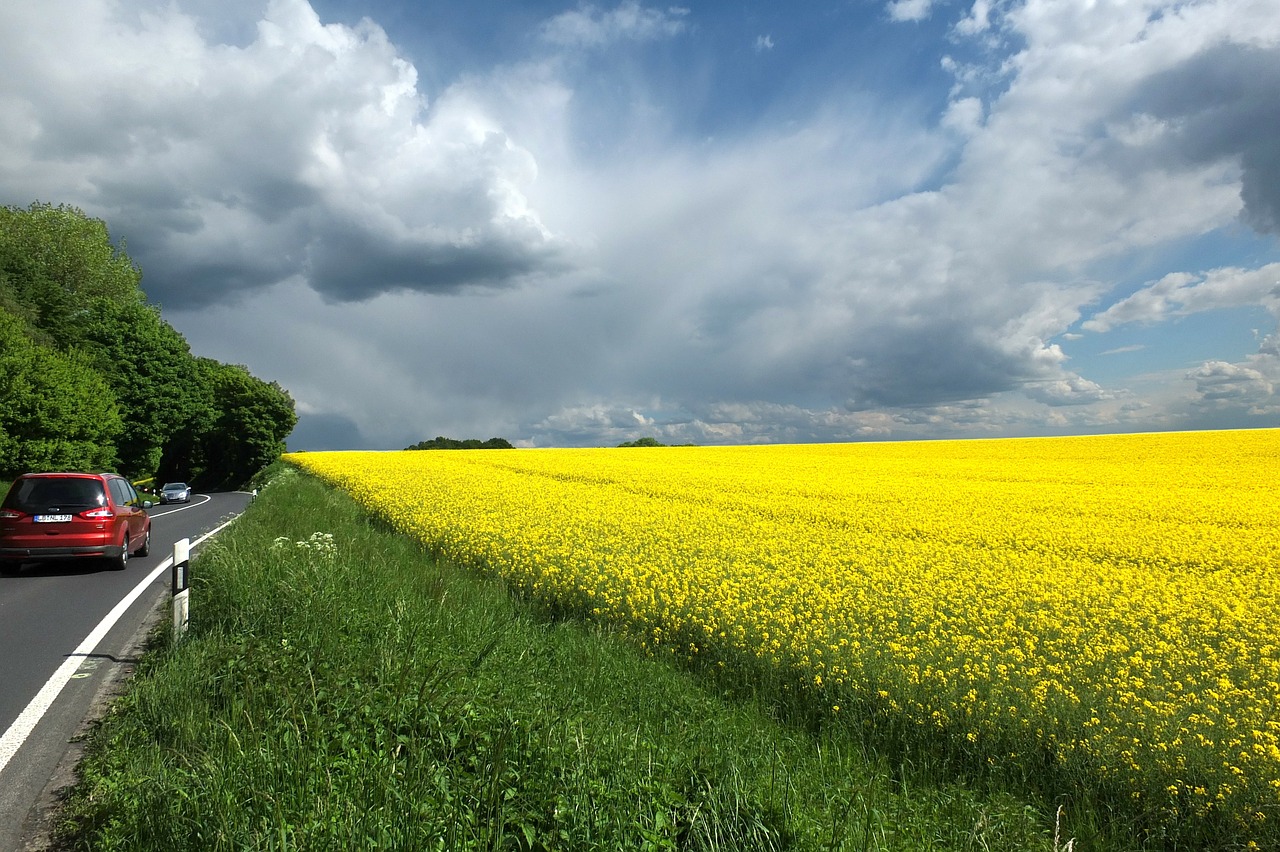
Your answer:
54,464 -> 1097,850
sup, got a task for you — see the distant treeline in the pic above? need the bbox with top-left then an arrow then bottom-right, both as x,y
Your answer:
617,437 -> 695,447
406,436 -> 514,450
0,202 -> 297,488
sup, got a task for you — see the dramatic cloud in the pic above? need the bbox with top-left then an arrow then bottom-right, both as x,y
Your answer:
1,0 -> 562,309
1122,44 -> 1280,235
1,0 -> 1276,449
1187,361 -> 1276,410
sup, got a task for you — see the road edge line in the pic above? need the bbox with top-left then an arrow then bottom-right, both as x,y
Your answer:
0,515 -> 239,777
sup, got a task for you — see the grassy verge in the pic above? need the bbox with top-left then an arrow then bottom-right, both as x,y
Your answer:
54,464 -> 1086,850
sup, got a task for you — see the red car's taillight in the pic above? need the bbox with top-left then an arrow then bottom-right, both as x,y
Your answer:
0,509 -> 21,520
82,507 -> 115,519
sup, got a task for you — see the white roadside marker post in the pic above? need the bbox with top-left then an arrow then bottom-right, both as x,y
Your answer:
172,537 -> 191,642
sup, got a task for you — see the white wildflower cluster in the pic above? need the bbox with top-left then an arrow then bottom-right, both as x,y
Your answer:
271,531 -> 337,560
261,466 -> 299,491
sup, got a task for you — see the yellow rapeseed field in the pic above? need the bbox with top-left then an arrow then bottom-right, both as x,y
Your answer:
284,429 -> 1280,839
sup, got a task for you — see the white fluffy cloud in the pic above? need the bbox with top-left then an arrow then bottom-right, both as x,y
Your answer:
887,0 -> 934,24
539,1 -> 689,49
1085,264 -> 1280,332
1187,361 -> 1276,412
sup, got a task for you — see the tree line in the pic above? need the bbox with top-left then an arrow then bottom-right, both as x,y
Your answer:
616,437 -> 695,447
404,436 -> 514,450
0,202 -> 296,489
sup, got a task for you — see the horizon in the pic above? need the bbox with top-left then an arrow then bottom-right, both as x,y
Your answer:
284,424 -> 1280,453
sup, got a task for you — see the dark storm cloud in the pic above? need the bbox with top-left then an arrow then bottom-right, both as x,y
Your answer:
124,210 -> 566,309
838,324 -> 1038,409
288,411 -> 370,451
1125,44 -> 1280,234
676,326 -> 1028,416
105,208 -> 308,309
140,254 -> 299,309
681,274 -> 1057,414
304,221 -> 567,302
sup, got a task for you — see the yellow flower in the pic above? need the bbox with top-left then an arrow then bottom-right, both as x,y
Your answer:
285,428 -> 1280,839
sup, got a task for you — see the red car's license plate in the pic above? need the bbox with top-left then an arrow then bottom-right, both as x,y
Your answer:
34,514 -> 73,523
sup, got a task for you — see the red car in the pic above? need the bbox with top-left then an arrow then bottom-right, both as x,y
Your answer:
0,472 -> 152,574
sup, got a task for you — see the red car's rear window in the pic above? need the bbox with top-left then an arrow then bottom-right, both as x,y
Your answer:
3,478 -> 108,513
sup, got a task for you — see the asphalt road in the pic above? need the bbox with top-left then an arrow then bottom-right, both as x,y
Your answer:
0,490 -> 253,852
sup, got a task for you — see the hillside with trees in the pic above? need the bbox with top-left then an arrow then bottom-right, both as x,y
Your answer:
0,201 -> 296,488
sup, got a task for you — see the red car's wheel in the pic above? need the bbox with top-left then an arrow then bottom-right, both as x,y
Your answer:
109,532 -> 129,571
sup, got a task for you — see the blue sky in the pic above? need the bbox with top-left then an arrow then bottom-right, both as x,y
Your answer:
2,0 -> 1277,448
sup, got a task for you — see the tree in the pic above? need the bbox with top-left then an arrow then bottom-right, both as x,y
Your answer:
191,360 -> 298,489
0,310 -> 122,475
0,202 -> 143,345
155,361 -> 218,486
0,201 -> 299,484
63,297 -> 197,476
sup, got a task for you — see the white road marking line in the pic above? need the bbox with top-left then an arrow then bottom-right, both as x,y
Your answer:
147,493 -> 212,516
0,515 -> 239,777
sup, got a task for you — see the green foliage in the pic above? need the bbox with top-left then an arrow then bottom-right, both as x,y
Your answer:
56,468 -> 1065,852
618,436 -> 666,447
0,201 -> 298,483
155,361 -> 219,487
617,437 -> 696,447
61,297 -> 197,475
0,311 -> 121,472
189,359 -> 298,490
405,436 -> 515,450
0,201 -> 142,342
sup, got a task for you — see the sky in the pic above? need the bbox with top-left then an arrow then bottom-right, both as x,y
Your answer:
2,0 -> 1278,449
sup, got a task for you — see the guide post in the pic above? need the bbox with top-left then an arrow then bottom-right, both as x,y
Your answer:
172,537 -> 190,642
